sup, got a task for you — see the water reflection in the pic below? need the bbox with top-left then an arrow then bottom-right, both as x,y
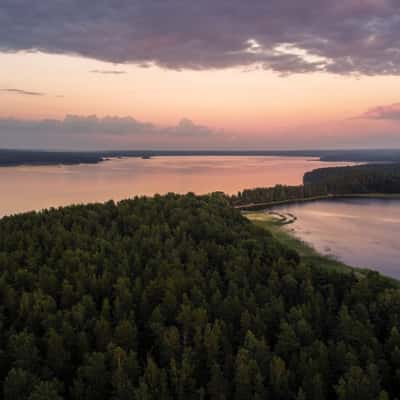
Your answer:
272,198 -> 400,279
0,156 -> 351,217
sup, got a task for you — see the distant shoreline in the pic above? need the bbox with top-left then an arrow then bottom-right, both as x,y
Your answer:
1,148 -> 400,167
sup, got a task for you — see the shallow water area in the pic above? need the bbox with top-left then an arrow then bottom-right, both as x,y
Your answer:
271,198 -> 400,279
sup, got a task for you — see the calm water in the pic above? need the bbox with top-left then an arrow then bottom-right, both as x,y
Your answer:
1,156 -> 398,277
0,156 -> 350,217
272,198 -> 400,279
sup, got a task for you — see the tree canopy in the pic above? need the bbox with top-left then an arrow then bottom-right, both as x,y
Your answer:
232,163 -> 400,208
0,193 -> 398,399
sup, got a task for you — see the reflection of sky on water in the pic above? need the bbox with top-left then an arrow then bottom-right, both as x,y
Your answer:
0,156 -> 352,217
272,198 -> 400,279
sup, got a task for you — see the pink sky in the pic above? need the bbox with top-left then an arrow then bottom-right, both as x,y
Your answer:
1,1 -> 400,149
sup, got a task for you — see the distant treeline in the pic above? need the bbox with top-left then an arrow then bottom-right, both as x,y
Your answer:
0,150 -> 102,167
2,149 -> 400,167
304,163 -> 400,192
319,149 -> 400,162
232,163 -> 400,207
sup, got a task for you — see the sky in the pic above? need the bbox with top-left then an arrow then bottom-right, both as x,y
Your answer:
1,0 -> 400,150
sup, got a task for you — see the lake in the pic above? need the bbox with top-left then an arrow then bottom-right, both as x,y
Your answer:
1,156 -> 399,277
272,198 -> 400,279
0,156 -> 350,217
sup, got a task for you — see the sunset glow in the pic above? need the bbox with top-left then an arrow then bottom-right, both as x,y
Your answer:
1,1 -> 400,149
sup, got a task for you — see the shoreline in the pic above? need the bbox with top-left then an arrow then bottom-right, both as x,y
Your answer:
245,211 -> 356,274
235,193 -> 400,211
1,149 -> 399,168
245,210 -> 400,286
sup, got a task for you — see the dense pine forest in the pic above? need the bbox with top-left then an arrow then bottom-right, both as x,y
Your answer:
304,163 -> 400,189
232,163 -> 400,207
0,193 -> 399,399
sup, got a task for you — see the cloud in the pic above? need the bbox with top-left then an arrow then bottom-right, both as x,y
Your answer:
1,113 -> 399,150
163,118 -> 216,137
0,114 -> 216,137
90,70 -> 127,75
1,1 -> 400,75
359,103 -> 400,120
0,114 -> 218,149
0,88 -> 44,96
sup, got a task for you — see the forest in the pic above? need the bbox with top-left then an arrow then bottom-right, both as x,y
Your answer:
0,193 -> 399,399
232,163 -> 400,207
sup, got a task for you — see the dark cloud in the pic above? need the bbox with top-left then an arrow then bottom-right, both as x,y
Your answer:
1,1 -> 400,75
0,115 -> 216,137
359,103 -> 400,120
1,88 -> 44,96
90,70 -> 127,75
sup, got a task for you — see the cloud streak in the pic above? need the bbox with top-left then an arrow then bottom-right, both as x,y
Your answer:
1,88 -> 45,96
1,1 -> 400,75
90,70 -> 127,75
359,103 -> 400,120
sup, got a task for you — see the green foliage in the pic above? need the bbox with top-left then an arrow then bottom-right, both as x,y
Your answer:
0,193 -> 399,398
231,163 -> 400,207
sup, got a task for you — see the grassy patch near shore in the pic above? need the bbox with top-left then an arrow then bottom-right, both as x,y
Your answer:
246,210 -> 400,287
245,211 -> 359,275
